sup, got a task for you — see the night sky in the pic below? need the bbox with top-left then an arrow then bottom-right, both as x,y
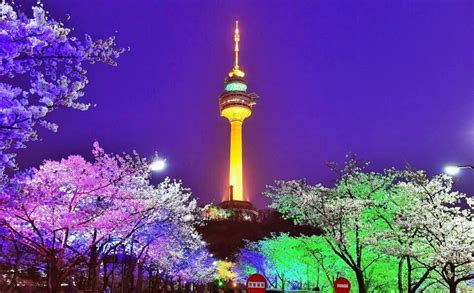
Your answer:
16,0 -> 474,207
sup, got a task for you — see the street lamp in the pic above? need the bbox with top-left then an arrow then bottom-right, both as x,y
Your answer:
149,155 -> 167,172
444,165 -> 474,176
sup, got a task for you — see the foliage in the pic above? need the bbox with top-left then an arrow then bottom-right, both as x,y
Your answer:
263,156 -> 474,293
0,143 -> 215,291
215,260 -> 236,281
0,2 -> 125,171
235,234 -> 401,292
395,171 -> 474,292
0,3 -> 218,292
205,206 -> 232,220
265,156 -> 400,293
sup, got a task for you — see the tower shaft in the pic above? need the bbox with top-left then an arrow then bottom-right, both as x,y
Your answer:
221,106 -> 251,201
229,120 -> 243,201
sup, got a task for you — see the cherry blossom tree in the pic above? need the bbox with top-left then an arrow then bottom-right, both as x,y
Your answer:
234,248 -> 269,284
371,173 -> 438,293
396,171 -> 474,293
138,232 -> 216,292
265,157 -> 400,293
172,247 -> 217,286
0,229 -> 42,291
235,234 -> 399,292
118,216 -> 214,292
265,156 -> 474,293
0,143 -> 200,292
297,235 -> 355,291
0,2 -> 124,172
243,235 -> 319,290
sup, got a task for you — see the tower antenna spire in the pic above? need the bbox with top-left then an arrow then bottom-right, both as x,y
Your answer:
234,20 -> 240,70
229,20 -> 245,77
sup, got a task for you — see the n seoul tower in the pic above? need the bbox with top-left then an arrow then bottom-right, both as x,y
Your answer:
218,21 -> 257,215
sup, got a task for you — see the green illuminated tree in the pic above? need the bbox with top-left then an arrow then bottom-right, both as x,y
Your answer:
371,177 -> 437,292
297,235 -> 353,291
265,156 -> 473,293
236,234 -> 403,292
265,157 -> 400,293
299,234 -> 399,292
236,234 -> 322,290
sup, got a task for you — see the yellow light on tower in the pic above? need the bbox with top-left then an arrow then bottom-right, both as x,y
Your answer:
218,21 -> 257,202
228,21 -> 245,78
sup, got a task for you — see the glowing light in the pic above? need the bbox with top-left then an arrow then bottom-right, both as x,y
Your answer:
444,165 -> 460,176
149,157 -> 166,172
221,106 -> 252,200
183,214 -> 193,222
225,82 -> 247,92
220,23 -> 255,202
234,20 -> 240,70
220,106 -> 253,201
207,206 -> 232,220
221,106 -> 252,122
229,68 -> 245,78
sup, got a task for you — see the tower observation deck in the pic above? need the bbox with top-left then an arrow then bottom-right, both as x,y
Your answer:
218,21 -> 258,218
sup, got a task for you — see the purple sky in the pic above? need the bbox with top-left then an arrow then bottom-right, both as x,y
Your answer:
16,0 -> 474,207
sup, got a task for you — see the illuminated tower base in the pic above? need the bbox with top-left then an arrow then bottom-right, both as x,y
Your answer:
217,21 -> 258,221
218,199 -> 257,221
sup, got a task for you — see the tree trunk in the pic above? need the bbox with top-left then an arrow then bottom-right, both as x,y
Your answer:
128,258 -> 136,292
160,278 -> 166,293
407,256 -> 412,293
354,268 -> 366,293
184,282 -> 191,293
136,261 -> 144,293
448,282 -> 456,293
446,263 -> 457,293
87,235 -> 98,293
77,272 -> 86,290
102,259 -> 110,292
6,262 -> 19,292
91,246 -> 98,292
397,257 -> 404,293
171,278 -> 176,293
147,269 -> 153,292
47,258 -> 63,293
168,279 -> 174,293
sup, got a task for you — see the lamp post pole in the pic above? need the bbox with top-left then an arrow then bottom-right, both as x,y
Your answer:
444,165 -> 474,176
459,165 -> 474,170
